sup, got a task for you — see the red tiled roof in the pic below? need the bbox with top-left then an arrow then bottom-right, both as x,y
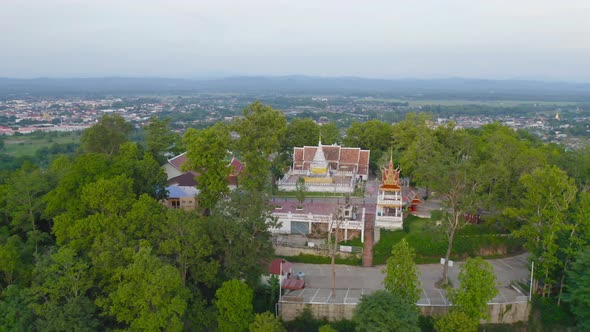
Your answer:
228,157 -> 244,174
340,148 -> 360,164
322,146 -> 340,161
292,144 -> 370,176
303,146 -> 317,161
167,171 -> 198,186
168,153 -> 188,171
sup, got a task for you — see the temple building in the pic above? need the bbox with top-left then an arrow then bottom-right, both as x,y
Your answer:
277,140 -> 370,193
375,158 -> 404,230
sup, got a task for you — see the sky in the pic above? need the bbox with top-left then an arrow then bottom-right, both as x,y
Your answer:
1,0 -> 590,81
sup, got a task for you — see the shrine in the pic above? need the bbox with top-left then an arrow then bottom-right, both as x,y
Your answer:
375,156 -> 404,230
277,140 -> 370,193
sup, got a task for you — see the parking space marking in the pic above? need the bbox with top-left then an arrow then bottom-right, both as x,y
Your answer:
311,288 -> 320,302
438,290 -> 447,305
344,288 -> 350,304
422,288 -> 431,305
498,259 -> 513,270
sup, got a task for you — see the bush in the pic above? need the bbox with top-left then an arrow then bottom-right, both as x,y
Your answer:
531,296 -> 574,329
276,254 -> 361,265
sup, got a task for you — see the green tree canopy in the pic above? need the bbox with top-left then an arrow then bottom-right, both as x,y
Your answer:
506,165 -> 577,297
80,114 -> 132,155
99,243 -> 189,331
144,116 -> 180,163
352,290 -> 420,332
249,311 -> 286,332
564,248 -> 590,330
282,118 -> 320,154
215,279 -> 254,332
383,238 -> 420,304
449,257 -> 498,321
184,123 -> 232,211
234,101 -> 287,192
434,311 -> 478,332
208,190 -> 275,287
319,122 -> 341,145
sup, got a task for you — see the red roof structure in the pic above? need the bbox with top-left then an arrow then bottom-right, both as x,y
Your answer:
281,278 -> 305,290
268,258 -> 293,275
168,152 -> 188,171
292,143 -> 370,178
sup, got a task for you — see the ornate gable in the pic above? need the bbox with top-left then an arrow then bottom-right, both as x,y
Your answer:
380,158 -> 401,190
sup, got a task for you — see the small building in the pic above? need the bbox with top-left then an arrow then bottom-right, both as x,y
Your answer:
163,185 -> 199,210
270,197 -> 366,242
375,158 -> 403,230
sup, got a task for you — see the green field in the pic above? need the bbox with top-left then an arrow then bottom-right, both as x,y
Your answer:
3,133 -> 81,157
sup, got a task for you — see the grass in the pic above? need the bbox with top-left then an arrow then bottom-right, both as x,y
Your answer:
3,134 -> 81,157
373,215 -> 524,265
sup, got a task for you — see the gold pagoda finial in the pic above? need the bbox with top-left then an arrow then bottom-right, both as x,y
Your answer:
389,147 -> 393,165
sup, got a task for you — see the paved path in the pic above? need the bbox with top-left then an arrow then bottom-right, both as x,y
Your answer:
285,253 -> 530,305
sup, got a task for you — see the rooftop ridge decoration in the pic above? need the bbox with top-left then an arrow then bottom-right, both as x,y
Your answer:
380,157 -> 401,190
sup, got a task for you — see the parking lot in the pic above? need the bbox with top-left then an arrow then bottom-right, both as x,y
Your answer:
283,253 -> 530,305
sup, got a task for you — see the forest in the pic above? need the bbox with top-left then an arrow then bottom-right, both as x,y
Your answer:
1,102 -> 590,331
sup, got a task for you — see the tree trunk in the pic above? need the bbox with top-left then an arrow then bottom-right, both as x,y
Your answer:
557,260 -> 569,306
331,226 -> 338,299
441,214 -> 458,286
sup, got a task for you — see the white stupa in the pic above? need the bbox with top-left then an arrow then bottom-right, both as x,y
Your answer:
310,139 -> 329,175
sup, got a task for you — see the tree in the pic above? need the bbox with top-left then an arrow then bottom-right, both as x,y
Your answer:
471,123 -> 545,210
449,257 -> 498,322
158,209 -> 218,285
404,124 -> 481,285
383,238 -> 420,304
80,114 -> 132,155
344,120 -> 393,172
0,285 -> 36,332
506,165 -> 577,297
99,243 -> 189,331
30,246 -> 100,331
352,290 -> 420,332
3,165 -> 53,253
184,123 -> 232,212
208,190 -> 275,287
295,177 -> 306,208
319,325 -> 337,332
319,122 -> 341,145
434,311 -> 478,332
144,116 -> 179,163
249,312 -> 286,332
282,118 -> 320,154
564,249 -> 590,330
215,279 -> 254,332
234,101 -> 287,192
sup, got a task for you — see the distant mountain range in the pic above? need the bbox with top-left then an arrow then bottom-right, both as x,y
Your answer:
1,76 -> 590,101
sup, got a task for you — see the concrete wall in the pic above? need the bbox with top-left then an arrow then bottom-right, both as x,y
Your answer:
274,246 -> 359,258
280,301 -> 530,324
279,303 -> 356,322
